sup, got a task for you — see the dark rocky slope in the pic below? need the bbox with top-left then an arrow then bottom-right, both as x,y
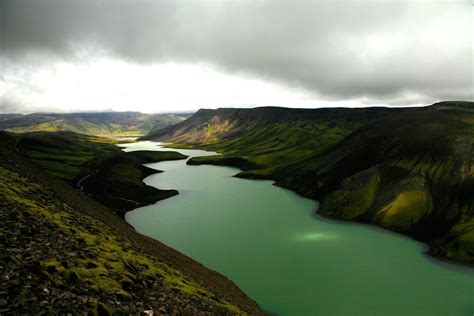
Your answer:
76,150 -> 188,217
0,132 -> 264,314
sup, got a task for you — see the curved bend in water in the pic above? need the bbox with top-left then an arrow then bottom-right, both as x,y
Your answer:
122,141 -> 474,316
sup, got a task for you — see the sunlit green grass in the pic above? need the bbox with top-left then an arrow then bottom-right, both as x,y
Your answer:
17,131 -> 121,182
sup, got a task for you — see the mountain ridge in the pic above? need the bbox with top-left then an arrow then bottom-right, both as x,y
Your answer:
0,112 -> 189,136
142,106 -> 417,143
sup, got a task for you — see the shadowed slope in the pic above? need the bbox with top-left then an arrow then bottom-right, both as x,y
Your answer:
79,150 -> 188,216
276,102 -> 474,263
15,132 -> 187,216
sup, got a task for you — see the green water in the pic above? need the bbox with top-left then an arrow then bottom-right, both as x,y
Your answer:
123,141 -> 474,316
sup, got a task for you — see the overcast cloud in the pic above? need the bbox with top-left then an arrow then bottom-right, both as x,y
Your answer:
0,0 -> 472,113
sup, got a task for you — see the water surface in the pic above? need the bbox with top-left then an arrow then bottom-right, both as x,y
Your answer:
123,141 -> 474,316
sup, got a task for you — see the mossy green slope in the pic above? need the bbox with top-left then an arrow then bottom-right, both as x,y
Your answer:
79,150 -> 188,216
14,131 -> 188,216
0,133 -> 263,314
150,106 -> 406,178
18,131 -> 121,182
297,102 -> 474,264
275,103 -> 474,264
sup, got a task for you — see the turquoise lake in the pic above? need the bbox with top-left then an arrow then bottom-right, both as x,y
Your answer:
123,141 -> 474,316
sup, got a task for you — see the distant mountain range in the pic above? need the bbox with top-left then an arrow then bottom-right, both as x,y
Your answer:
0,112 -> 189,136
142,101 -> 474,265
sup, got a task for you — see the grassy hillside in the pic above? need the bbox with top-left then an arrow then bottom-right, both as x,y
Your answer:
144,106 -> 409,143
79,150 -> 188,216
147,101 -> 474,265
278,102 -> 474,264
0,132 -> 263,314
18,131 -> 121,182
0,112 -> 188,136
14,131 -> 187,216
145,106 -> 411,178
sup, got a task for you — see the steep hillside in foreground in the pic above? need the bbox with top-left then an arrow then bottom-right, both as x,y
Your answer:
0,112 -> 188,136
148,101 -> 474,265
0,133 -> 264,314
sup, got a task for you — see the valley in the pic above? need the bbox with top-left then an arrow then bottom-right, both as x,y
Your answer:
3,1 -> 470,314
142,101 -> 474,265
1,101 -> 473,314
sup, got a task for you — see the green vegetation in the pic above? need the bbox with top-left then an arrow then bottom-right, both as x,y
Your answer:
435,220 -> 474,263
181,119 -> 370,181
146,101 -> 474,265
126,150 -> 188,164
199,121 -> 354,178
12,131 -> 187,216
18,131 -> 121,182
376,190 -> 433,230
144,106 -> 406,178
321,167 -> 381,219
80,150 -> 187,216
188,155 -> 257,171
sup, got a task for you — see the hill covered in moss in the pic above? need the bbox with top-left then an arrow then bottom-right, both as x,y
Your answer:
78,150 -> 189,216
14,131 -> 187,217
276,102 -> 474,264
144,101 -> 474,265
142,106 -> 415,178
0,132 -> 264,314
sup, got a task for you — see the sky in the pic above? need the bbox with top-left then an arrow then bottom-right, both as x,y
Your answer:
0,0 -> 472,114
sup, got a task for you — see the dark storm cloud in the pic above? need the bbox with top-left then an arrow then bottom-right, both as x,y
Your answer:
0,0 -> 472,105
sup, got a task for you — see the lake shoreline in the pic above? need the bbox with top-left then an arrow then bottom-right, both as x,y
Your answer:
75,166 -> 179,218
185,151 -> 474,268
74,146 -> 189,218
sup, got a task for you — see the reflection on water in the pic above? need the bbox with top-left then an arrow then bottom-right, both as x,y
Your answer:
294,232 -> 339,242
